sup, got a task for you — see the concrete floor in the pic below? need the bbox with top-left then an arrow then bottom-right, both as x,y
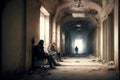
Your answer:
16,57 -> 119,80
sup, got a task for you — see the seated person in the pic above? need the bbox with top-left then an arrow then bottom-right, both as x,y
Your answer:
47,42 -> 63,62
34,40 -> 60,68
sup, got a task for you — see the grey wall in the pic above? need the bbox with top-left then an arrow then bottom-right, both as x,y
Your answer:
26,0 -> 40,71
1,0 -> 55,76
1,0 -> 25,75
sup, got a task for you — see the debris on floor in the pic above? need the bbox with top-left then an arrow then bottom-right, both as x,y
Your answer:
102,60 -> 107,64
92,59 -> 96,62
89,67 -> 102,72
75,61 -> 80,63
90,57 -> 103,63
97,57 -> 103,62
16,57 -> 119,80
88,55 -> 96,58
107,61 -> 116,70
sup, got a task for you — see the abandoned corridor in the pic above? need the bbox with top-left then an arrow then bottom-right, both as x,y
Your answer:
1,0 -> 119,80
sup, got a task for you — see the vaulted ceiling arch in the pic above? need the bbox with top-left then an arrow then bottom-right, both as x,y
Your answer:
53,0 -> 102,23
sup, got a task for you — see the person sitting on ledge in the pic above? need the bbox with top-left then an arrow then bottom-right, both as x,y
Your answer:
47,42 -> 63,62
34,40 -> 60,69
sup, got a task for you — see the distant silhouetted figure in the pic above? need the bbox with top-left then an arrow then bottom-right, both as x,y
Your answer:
75,46 -> 78,55
34,40 -> 60,68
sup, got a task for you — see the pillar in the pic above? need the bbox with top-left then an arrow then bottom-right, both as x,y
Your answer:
114,0 -> 119,70
100,22 -> 104,59
56,24 -> 61,52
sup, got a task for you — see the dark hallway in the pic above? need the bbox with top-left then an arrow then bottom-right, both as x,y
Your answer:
1,0 -> 119,80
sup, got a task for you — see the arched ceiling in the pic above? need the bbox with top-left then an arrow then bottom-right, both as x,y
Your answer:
43,0 -> 116,22
62,18 -> 95,32
43,0 -> 116,32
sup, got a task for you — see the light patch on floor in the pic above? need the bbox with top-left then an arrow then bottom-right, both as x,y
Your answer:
46,57 -> 119,80
17,57 -> 119,80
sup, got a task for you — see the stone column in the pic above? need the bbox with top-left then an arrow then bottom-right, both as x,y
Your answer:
114,0 -> 119,70
56,24 -> 61,52
103,20 -> 107,60
100,22 -> 104,59
52,20 -> 57,43
106,17 -> 110,61
96,27 -> 100,57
